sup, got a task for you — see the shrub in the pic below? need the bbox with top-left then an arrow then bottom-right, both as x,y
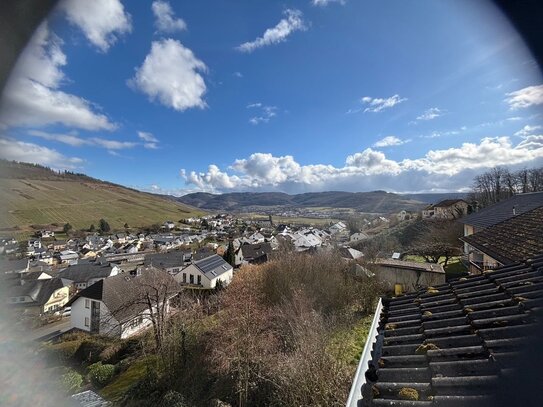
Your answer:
59,369 -> 83,394
48,341 -> 81,364
88,362 -> 116,388
74,339 -> 109,363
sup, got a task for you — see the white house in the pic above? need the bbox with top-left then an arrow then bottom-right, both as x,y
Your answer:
350,232 -> 369,243
329,221 -> 347,235
174,254 -> 233,289
66,268 -> 179,338
58,261 -> 119,291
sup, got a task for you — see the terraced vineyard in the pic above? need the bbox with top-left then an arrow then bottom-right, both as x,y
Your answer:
0,162 -> 204,235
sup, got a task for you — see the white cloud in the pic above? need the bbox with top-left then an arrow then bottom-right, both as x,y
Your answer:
137,131 -> 159,142
373,136 -> 410,148
237,9 -> 306,53
312,0 -> 346,6
0,138 -> 83,169
58,0 -> 132,52
505,84 -> 543,110
152,1 -> 187,33
28,130 -> 138,150
181,136 -> 543,193
0,22 -> 116,131
416,107 -> 443,121
247,104 -> 277,125
233,72 -> 243,78
514,125 -> 542,137
361,94 -> 407,113
129,39 -> 207,111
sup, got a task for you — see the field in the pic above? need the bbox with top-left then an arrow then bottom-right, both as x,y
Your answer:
241,213 -> 341,227
0,179 -> 204,235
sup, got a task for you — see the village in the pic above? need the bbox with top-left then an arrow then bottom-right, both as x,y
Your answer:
1,187 -> 543,406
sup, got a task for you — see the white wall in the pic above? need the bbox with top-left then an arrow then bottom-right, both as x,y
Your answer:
70,297 -> 92,333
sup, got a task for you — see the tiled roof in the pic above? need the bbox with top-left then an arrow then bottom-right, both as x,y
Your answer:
460,206 -> 543,265
434,199 -> 467,208
240,242 -> 272,260
375,258 -> 445,274
355,254 -> 543,406
458,192 -> 543,229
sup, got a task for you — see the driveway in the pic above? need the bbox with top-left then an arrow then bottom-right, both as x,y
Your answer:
27,318 -> 71,342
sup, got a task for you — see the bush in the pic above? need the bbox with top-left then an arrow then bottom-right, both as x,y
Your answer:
74,339 -> 109,363
48,341 -> 81,364
59,369 -> 83,394
88,361 -> 116,388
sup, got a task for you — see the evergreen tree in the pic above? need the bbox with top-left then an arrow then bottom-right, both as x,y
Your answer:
99,219 -> 111,233
89,224 -> 95,232
63,223 -> 73,234
224,240 -> 236,267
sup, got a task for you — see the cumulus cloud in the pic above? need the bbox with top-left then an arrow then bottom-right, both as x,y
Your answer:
129,39 -> 207,111
514,125 -> 542,137
58,0 -> 132,52
361,94 -> 407,113
373,136 -> 410,148
152,1 -> 187,33
247,104 -> 277,125
505,84 -> 543,110
0,22 -> 116,131
416,107 -> 443,121
312,0 -> 346,6
0,138 -> 83,170
237,9 -> 306,53
181,137 -> 543,193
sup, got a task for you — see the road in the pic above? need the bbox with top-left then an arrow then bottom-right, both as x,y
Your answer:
26,318 -> 71,342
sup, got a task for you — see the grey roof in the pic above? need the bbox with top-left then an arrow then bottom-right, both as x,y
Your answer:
9,278 -> 64,306
460,206 -> 543,265
354,254 -> 543,406
58,262 -> 115,283
144,250 -> 191,269
71,390 -> 110,407
0,258 -> 28,273
240,243 -> 272,261
193,254 -> 232,279
67,268 -> 179,323
459,191 -> 543,228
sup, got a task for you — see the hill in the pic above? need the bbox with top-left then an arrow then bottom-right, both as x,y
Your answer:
177,190 -> 427,213
0,160 -> 204,235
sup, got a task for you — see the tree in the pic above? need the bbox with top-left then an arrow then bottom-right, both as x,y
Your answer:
99,218 -> 110,233
105,267 -> 180,351
89,224 -> 95,232
124,222 -> 129,229
407,219 -> 463,266
346,215 -> 365,234
223,241 -> 236,267
63,223 -> 72,234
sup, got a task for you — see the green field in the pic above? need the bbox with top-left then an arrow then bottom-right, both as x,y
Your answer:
0,178 -> 205,234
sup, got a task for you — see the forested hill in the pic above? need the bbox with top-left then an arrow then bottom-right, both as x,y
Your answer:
177,190 -> 431,213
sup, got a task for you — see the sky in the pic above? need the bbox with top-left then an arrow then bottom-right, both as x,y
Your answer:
0,0 -> 542,195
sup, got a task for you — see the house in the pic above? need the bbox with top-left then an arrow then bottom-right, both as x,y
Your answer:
422,198 -> 469,219
163,221 -> 176,230
240,242 -> 272,264
346,254 -> 543,406
7,277 -> 69,316
144,250 -> 192,275
458,191 -> 543,255
56,250 -> 79,265
368,258 -> 445,292
66,267 -> 179,338
38,230 -> 55,238
459,205 -> 543,274
339,246 -> 364,261
0,258 -> 29,274
174,254 -> 233,289
58,261 -> 119,291
350,232 -> 369,243
329,221 -> 347,235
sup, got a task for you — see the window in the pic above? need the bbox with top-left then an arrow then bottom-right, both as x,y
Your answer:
19,296 -> 25,302
197,275 -> 201,285
189,274 -> 194,284
85,299 -> 90,308
84,317 -> 89,327
182,273 -> 186,283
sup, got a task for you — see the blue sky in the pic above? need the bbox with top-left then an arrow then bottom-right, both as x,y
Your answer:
0,0 -> 542,195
